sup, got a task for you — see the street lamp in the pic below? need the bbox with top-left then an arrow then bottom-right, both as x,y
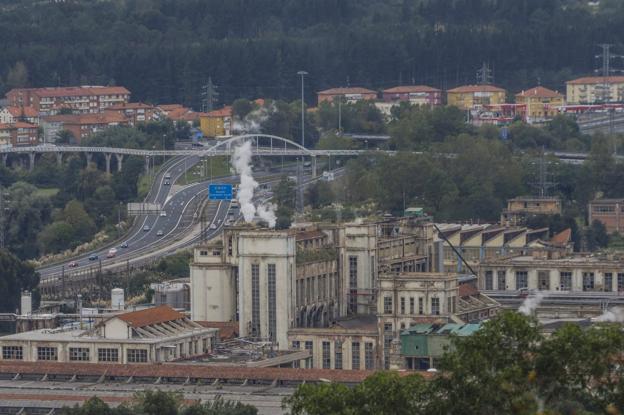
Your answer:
297,71 -> 308,148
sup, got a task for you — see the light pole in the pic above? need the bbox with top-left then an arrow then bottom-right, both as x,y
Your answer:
297,71 -> 308,148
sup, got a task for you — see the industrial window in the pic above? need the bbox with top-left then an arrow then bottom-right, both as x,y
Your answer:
383,296 -> 393,314
515,271 -> 528,290
384,322 -> 392,333
618,273 -> 624,291
538,271 -> 550,291
400,297 -> 406,314
292,341 -> 300,350
251,264 -> 260,336
497,271 -> 506,290
365,342 -> 374,370
335,341 -> 343,369
37,347 -> 57,361
98,348 -> 119,362
322,341 -> 331,369
485,271 -> 493,290
2,346 -> 22,360
560,272 -> 572,291
384,335 -> 392,369
349,256 -> 358,313
431,297 -> 440,315
418,297 -> 424,314
583,272 -> 595,291
305,341 -> 313,369
351,342 -> 360,370
127,349 -> 148,363
69,347 -> 90,362
268,263 -> 277,342
409,297 -> 415,315
604,273 -> 613,292
199,250 -> 208,256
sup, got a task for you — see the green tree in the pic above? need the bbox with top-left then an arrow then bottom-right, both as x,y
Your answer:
0,249 -> 39,313
6,61 -> 28,89
132,390 -> 182,415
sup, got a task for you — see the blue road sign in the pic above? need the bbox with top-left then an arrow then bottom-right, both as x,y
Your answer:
209,184 -> 233,200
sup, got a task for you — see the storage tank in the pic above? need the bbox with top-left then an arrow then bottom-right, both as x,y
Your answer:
20,291 -> 32,315
111,288 -> 125,310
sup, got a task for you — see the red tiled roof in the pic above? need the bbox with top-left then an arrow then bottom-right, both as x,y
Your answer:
158,104 -> 185,111
206,106 -> 232,117
13,121 -> 37,129
196,321 -> 238,340
115,305 -> 184,328
43,113 -> 128,125
6,106 -> 38,118
459,282 -> 479,298
384,85 -> 440,94
0,361 -> 428,384
318,87 -> 377,95
516,86 -> 562,98
447,84 -> 506,93
567,76 -> 624,85
550,228 -> 572,246
105,102 -> 155,110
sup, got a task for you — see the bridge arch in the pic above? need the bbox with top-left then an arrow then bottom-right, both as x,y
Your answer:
201,134 -> 313,157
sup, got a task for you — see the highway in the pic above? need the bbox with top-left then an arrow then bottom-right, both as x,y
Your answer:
37,155 -> 327,283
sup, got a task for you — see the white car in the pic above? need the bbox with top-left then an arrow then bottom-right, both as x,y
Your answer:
209,224 -> 217,230
160,211 -> 167,217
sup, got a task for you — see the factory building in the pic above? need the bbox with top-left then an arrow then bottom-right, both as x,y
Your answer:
0,306 -> 218,364
190,218 -> 499,369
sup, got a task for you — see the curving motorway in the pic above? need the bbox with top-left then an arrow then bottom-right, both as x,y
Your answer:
37,155 -> 317,283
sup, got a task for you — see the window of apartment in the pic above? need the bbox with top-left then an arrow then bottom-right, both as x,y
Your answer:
538,271 -> 550,291
604,273 -> 613,292
335,341 -> 343,370
98,348 -> 118,362
349,256 -> 358,313
251,264 -> 260,336
400,297 -> 406,315
365,342 -> 374,370
409,297 -> 415,315
418,297 -> 424,314
383,296 -> 393,314
2,346 -> 22,360
292,341 -> 300,350
485,271 -> 493,290
37,347 -> 57,361
431,297 -> 440,315
305,341 -> 313,369
351,342 -> 361,370
69,347 -> 90,362
560,272 -> 572,291
127,349 -> 148,363
497,271 -> 506,290
268,264 -> 277,342
322,341 -> 331,369
618,273 -> 624,292
583,272 -> 595,291
384,322 -> 392,333
515,271 -> 528,290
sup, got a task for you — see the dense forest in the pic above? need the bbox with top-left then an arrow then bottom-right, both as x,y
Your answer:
0,0 -> 622,107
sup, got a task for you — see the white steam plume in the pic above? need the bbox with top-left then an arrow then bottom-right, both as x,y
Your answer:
232,103 -> 276,134
232,141 -> 276,228
594,307 -> 624,322
518,291 -> 544,316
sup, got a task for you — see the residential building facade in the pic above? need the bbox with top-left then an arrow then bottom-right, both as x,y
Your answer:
0,122 -> 39,146
103,102 -> 161,125
447,85 -> 507,110
500,196 -> 562,226
6,86 -> 130,116
588,198 -> 624,234
566,76 -> 624,104
515,86 -> 565,123
41,113 -> 128,143
200,106 -> 232,137
317,87 -> 377,104
381,85 -> 442,106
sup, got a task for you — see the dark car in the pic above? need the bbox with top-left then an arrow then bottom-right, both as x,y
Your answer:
88,254 -> 98,261
120,242 -> 129,248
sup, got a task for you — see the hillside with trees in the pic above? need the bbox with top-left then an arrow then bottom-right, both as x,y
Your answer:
0,0 -> 621,107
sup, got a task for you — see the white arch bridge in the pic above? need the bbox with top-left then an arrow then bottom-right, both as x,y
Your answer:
0,134 -> 369,174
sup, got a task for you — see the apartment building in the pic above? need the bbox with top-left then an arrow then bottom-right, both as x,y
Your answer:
381,85 -> 442,107
199,106 -> 232,137
41,112 -> 128,143
6,86 -> 130,116
103,102 -> 161,125
566,76 -> 624,104
317,87 -> 377,104
588,198 -> 624,234
0,122 -> 39,146
500,196 -> 562,226
515,86 -> 565,123
447,84 -> 507,110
